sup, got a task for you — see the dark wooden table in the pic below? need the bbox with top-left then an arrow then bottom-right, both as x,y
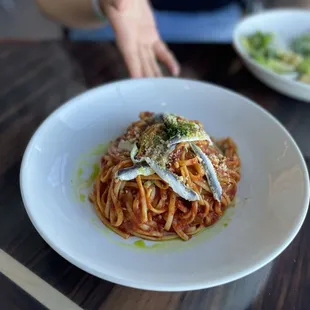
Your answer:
0,42 -> 309,310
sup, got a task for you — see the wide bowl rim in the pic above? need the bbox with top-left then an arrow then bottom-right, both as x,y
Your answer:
20,78 -> 310,291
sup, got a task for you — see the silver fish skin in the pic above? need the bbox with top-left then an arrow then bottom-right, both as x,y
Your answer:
190,143 -> 222,202
144,158 -> 200,201
167,133 -> 213,147
116,163 -> 154,181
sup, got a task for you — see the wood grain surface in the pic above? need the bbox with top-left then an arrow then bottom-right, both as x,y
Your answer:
0,273 -> 47,310
0,42 -> 309,310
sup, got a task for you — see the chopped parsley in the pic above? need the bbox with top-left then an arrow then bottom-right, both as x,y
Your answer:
163,114 -> 198,140
165,121 -> 196,139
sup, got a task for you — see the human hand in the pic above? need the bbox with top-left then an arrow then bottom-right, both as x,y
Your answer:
101,0 -> 180,78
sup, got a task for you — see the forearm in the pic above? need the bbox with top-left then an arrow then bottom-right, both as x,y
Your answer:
35,0 -> 106,28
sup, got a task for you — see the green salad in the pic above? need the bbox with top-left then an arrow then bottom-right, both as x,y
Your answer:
241,31 -> 310,85
291,34 -> 310,57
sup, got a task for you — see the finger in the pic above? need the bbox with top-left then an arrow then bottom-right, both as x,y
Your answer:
147,48 -> 162,77
120,46 -> 143,78
110,0 -> 130,11
140,46 -> 155,77
154,41 -> 180,76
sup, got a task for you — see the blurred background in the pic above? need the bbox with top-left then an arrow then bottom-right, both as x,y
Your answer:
0,0 -> 309,41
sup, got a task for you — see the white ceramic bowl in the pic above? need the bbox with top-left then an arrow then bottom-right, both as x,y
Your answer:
233,9 -> 310,102
20,78 -> 309,291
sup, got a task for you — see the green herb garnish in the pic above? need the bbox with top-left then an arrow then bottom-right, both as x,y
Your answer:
163,114 -> 197,140
165,121 -> 196,140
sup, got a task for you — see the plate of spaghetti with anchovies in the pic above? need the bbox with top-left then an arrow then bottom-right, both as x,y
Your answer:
89,112 -> 241,241
20,78 -> 309,291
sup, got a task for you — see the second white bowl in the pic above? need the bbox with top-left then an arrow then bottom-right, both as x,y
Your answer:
233,9 -> 310,102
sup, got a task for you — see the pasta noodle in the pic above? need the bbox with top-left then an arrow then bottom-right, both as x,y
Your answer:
89,112 -> 241,241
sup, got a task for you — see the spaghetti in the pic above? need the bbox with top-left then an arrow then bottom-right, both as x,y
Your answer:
89,112 -> 241,241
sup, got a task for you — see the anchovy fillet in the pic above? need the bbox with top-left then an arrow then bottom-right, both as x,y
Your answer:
190,143 -> 222,202
116,163 -> 154,181
144,157 -> 200,201
167,133 -> 213,147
